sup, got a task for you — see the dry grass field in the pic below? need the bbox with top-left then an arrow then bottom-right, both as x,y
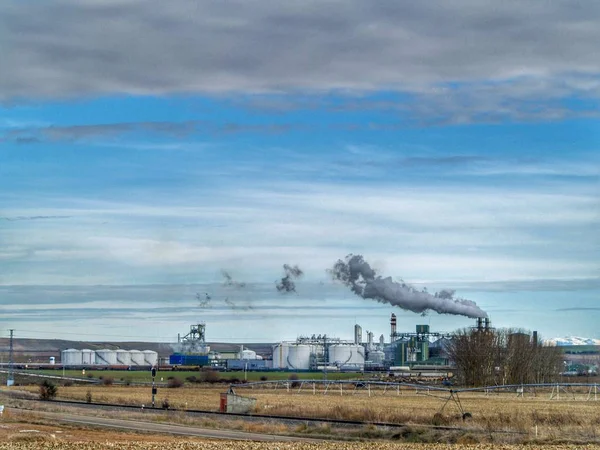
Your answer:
10,383 -> 600,442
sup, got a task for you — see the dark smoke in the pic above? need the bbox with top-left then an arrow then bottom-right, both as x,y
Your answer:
196,292 -> 211,308
276,264 -> 304,293
330,254 -> 487,318
221,270 -> 246,289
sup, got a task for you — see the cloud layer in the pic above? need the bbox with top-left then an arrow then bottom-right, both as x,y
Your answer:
2,0 -> 599,105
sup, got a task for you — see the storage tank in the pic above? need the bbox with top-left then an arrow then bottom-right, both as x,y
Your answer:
81,349 -> 95,365
129,350 -> 145,366
286,344 -> 311,370
49,356 -> 56,365
115,349 -> 131,365
329,345 -> 365,369
241,349 -> 257,360
143,350 -> 158,366
272,343 -> 292,369
368,350 -> 385,364
61,349 -> 82,366
95,349 -> 117,365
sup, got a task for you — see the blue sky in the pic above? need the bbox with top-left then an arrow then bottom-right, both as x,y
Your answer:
1,0 -> 599,344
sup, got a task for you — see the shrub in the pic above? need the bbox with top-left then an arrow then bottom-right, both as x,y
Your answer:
200,369 -> 220,383
162,398 -> 170,409
259,375 -> 268,381
85,390 -> 93,403
101,377 -> 114,386
87,373 -> 94,378
185,375 -> 198,383
39,380 -> 58,401
167,377 -> 183,388
288,373 -> 300,388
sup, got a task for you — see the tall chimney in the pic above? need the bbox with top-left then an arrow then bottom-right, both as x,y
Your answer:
532,330 -> 538,347
390,313 -> 397,341
476,318 -> 483,331
484,318 -> 490,330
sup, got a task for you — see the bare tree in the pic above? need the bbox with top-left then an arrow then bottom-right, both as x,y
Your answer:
447,327 -> 562,387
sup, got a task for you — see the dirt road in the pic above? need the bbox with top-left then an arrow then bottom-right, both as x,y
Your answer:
8,408 -> 323,442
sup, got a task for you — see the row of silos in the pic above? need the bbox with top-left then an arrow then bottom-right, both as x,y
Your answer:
61,349 -> 158,366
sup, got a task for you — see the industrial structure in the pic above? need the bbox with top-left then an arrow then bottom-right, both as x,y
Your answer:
60,348 -> 158,367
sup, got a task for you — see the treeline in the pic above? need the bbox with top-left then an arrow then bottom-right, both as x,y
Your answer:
446,327 -> 562,387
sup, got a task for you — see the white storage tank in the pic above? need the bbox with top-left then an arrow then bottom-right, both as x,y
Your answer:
61,349 -> 82,366
49,356 -> 56,365
143,350 -> 158,366
241,349 -> 257,360
329,344 -> 365,368
81,349 -> 95,365
273,343 -> 292,369
116,350 -> 131,365
368,350 -> 385,364
286,344 -> 311,370
95,349 -> 117,365
129,350 -> 144,366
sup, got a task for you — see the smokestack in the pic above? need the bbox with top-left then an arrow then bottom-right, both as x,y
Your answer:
330,254 -> 487,318
390,313 -> 397,341
532,330 -> 538,347
484,318 -> 490,330
476,318 -> 483,331
379,334 -> 385,346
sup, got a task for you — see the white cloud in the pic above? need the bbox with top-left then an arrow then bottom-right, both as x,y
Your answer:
1,177 -> 597,285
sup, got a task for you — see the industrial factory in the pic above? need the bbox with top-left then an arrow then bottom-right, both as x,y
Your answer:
163,315 -> 462,373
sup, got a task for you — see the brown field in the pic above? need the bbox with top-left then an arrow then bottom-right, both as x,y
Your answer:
9,383 -> 600,442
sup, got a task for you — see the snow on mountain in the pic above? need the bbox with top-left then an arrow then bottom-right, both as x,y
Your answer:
545,337 -> 600,346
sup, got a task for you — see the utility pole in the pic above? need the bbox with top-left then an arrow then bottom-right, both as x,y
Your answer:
7,330 -> 14,387
151,366 -> 157,408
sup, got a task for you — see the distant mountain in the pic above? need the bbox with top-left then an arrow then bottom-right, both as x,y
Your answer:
545,337 -> 600,346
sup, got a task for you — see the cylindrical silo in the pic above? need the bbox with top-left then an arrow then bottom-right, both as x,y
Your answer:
129,350 -> 144,366
273,343 -> 291,369
368,350 -> 385,364
143,350 -> 158,366
329,345 -> 364,369
81,349 -> 95,365
61,349 -> 83,366
116,349 -> 131,365
286,344 -> 311,370
95,349 -> 117,365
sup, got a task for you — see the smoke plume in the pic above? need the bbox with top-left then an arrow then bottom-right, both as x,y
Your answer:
276,264 -> 304,293
196,292 -> 211,308
221,270 -> 246,289
330,254 -> 487,318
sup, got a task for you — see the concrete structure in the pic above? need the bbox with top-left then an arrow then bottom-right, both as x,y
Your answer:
354,324 -> 362,344
220,389 -> 257,414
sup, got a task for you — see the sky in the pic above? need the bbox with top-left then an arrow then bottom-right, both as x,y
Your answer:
1,0 -> 599,344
